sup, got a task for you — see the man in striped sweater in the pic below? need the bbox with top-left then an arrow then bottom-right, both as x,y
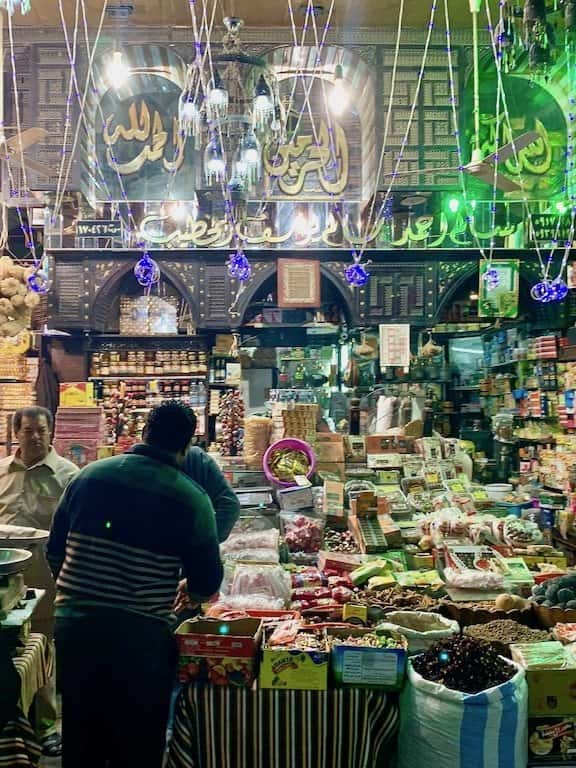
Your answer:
46,401 -> 223,768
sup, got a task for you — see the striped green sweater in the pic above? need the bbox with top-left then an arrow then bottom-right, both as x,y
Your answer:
46,443 -> 223,623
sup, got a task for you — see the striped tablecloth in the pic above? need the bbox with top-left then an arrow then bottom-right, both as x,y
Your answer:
167,686 -> 399,768
12,633 -> 53,714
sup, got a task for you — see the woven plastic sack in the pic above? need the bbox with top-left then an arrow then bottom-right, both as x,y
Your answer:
376,610 -> 459,654
399,660 -> 528,768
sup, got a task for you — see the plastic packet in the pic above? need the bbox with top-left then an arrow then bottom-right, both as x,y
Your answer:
221,529 -> 279,554
229,563 -> 292,604
281,513 -> 325,553
221,548 -> 280,564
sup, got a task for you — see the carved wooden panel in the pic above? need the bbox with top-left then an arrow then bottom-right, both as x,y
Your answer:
198,263 -> 235,327
51,261 -> 89,328
361,262 -> 436,325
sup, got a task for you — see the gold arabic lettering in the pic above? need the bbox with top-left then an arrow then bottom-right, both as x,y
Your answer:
138,211 -> 519,249
264,121 -> 348,197
102,100 -> 186,176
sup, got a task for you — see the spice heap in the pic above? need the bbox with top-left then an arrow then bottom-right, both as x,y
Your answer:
465,620 -> 550,646
412,636 -> 515,694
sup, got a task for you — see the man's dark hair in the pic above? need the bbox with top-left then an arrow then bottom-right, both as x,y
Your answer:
13,406 -> 54,433
144,400 -> 197,454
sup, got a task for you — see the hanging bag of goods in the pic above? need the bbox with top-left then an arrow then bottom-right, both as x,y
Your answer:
398,636 -> 528,768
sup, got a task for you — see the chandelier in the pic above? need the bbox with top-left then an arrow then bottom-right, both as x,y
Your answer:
178,17 -> 283,196
0,0 -> 31,13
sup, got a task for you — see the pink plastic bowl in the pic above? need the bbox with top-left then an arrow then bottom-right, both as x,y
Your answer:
262,438 -> 316,487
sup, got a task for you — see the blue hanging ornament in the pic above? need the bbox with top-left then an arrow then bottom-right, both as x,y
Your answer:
550,278 -> 569,302
531,280 -> 554,303
482,267 -> 500,291
345,251 -> 370,287
133,252 -> 160,288
227,249 -> 251,282
27,268 -> 49,294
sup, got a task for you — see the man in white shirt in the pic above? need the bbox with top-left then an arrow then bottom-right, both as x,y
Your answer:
0,406 -> 78,757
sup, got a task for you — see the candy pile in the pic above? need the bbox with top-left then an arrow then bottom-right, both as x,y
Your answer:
465,619 -> 549,646
268,448 -> 310,483
323,528 -> 359,553
290,568 -> 356,610
284,515 -> 324,553
412,636 -> 515,694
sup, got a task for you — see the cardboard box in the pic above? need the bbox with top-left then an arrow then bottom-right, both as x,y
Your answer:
527,669 -> 576,716
317,551 -> 363,573
176,618 -> 262,686
277,486 -> 314,513
260,638 -> 329,690
315,433 -> 345,463
323,480 -> 345,520
315,462 -> 345,481
59,382 -> 94,407
528,716 -> 576,763
328,628 -> 407,690
345,436 -> 366,463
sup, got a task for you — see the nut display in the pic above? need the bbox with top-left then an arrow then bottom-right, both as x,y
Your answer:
217,390 -> 244,456
360,588 -> 441,613
412,635 -> 515,694
465,619 -> 550,645
330,633 -> 403,649
323,528 -> 359,553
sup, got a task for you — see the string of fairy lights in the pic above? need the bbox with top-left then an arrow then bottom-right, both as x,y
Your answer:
2,0 -> 576,309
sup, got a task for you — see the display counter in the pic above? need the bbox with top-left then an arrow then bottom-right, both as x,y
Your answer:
167,685 -> 398,768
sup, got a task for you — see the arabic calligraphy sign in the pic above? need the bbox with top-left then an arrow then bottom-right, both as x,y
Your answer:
96,75 -> 195,202
264,121 -> 349,199
465,75 -> 566,198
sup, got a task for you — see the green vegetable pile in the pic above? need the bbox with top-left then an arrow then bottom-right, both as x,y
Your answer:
531,573 -> 576,609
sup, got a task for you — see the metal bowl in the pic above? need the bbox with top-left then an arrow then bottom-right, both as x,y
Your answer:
0,548 -> 33,577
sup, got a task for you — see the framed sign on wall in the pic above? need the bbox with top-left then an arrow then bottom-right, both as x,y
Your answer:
277,258 -> 321,308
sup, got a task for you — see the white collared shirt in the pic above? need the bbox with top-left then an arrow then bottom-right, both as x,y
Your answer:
0,448 -> 79,530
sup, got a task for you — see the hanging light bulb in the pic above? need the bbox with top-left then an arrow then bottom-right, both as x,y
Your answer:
170,199 -> 198,226
178,90 -> 201,139
328,64 -> 349,117
253,75 -> 273,130
204,137 -> 226,184
207,70 -> 228,118
240,129 -> 262,184
106,50 -> 131,89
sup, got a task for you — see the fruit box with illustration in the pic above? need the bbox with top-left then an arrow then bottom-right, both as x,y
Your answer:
528,716 -> 576,763
176,618 -> 263,686
259,634 -> 329,690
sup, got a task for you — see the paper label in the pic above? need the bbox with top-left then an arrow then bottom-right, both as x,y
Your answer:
341,650 -> 398,685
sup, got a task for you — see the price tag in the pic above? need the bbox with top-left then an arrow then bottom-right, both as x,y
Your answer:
294,475 -> 312,487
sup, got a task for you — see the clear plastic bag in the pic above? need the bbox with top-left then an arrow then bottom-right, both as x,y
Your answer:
221,529 -> 279,554
229,563 -> 292,605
